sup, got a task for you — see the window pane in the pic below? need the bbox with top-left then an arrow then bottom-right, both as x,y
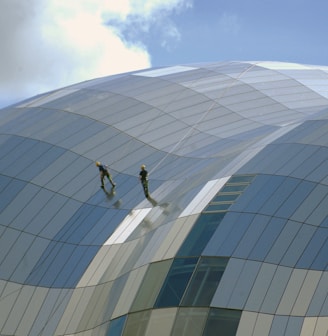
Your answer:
171,308 -> 208,336
177,213 -> 225,257
203,308 -> 241,336
182,257 -> 228,306
106,315 -> 126,336
155,257 -> 198,308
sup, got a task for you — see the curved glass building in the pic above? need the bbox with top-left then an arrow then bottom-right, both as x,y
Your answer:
0,61 -> 327,336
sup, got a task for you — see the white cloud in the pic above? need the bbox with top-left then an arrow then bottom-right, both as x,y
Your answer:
0,0 -> 192,107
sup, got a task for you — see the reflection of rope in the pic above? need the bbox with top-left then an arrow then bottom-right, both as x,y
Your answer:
149,62 -> 259,175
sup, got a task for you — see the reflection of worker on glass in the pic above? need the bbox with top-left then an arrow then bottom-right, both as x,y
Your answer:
96,161 -> 116,188
139,164 -> 149,198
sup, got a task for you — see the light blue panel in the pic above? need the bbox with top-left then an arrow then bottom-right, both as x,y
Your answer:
269,316 -> 289,336
307,193 -> 328,227
216,213 -> 253,256
290,184 -> 328,223
261,266 -> 292,314
280,225 -> 316,267
10,188 -> 53,230
233,214 -> 269,258
0,227 -> 20,267
260,177 -> 299,216
0,184 -> 40,227
24,193 -> 68,235
296,228 -> 327,270
0,177 -> 26,213
203,212 -> 241,256
265,220 -> 301,264
289,147 -> 324,179
275,180 -> 316,219
277,145 -> 319,177
228,260 -> 261,309
10,236 -> 50,283
284,316 -> 303,336
231,175 -> 285,214
0,138 -> 38,173
248,217 -> 286,262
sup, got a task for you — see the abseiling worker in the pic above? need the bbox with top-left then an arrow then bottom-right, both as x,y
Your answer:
139,164 -> 149,198
96,161 -> 116,188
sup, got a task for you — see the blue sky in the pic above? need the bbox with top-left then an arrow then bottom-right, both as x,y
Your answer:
1,0 -> 328,108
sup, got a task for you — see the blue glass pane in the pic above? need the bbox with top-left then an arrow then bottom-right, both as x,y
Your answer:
203,308 -> 241,336
177,213 -> 225,257
248,217 -> 286,261
106,315 -> 127,336
181,257 -> 228,306
155,257 -> 198,308
296,228 -> 327,270
26,243 -> 98,287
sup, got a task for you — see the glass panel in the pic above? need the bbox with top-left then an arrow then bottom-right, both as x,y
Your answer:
145,308 -> 177,336
212,194 -> 240,202
177,213 -> 225,257
131,260 -> 172,312
204,203 -> 231,212
220,184 -> 248,193
203,308 -> 241,336
181,257 -> 228,306
171,308 -> 208,336
155,257 -> 198,308
123,310 -> 151,336
106,315 -> 126,336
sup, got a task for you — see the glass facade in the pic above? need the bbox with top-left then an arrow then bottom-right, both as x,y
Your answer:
0,61 -> 328,335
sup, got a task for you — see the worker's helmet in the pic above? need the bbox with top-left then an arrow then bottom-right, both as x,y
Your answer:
141,164 -> 146,169
96,161 -> 101,166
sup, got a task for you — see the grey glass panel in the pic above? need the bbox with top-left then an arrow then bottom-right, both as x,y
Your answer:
11,236 -> 49,283
131,260 -> 172,312
11,188 -> 53,230
26,243 -> 99,288
249,217 -> 286,261
284,317 -> 303,336
265,220 -> 301,264
261,266 -> 292,314
177,213 -> 226,257
0,178 -> 26,213
280,225 -> 316,267
0,229 -> 28,279
155,257 -> 198,308
124,311 -> 151,336
171,308 -> 208,336
291,184 -> 328,224
203,308 -> 241,336
28,288 -> 72,336
311,238 -> 328,271
296,228 -> 327,270
228,260 -> 261,309
182,257 -> 228,306
275,180 -> 316,218
233,214 -> 268,258
0,135 -> 24,160
260,177 -> 300,216
106,315 -> 127,336
19,145 -> 66,181
245,263 -> 277,311
269,316 -> 289,336
216,213 -> 253,256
